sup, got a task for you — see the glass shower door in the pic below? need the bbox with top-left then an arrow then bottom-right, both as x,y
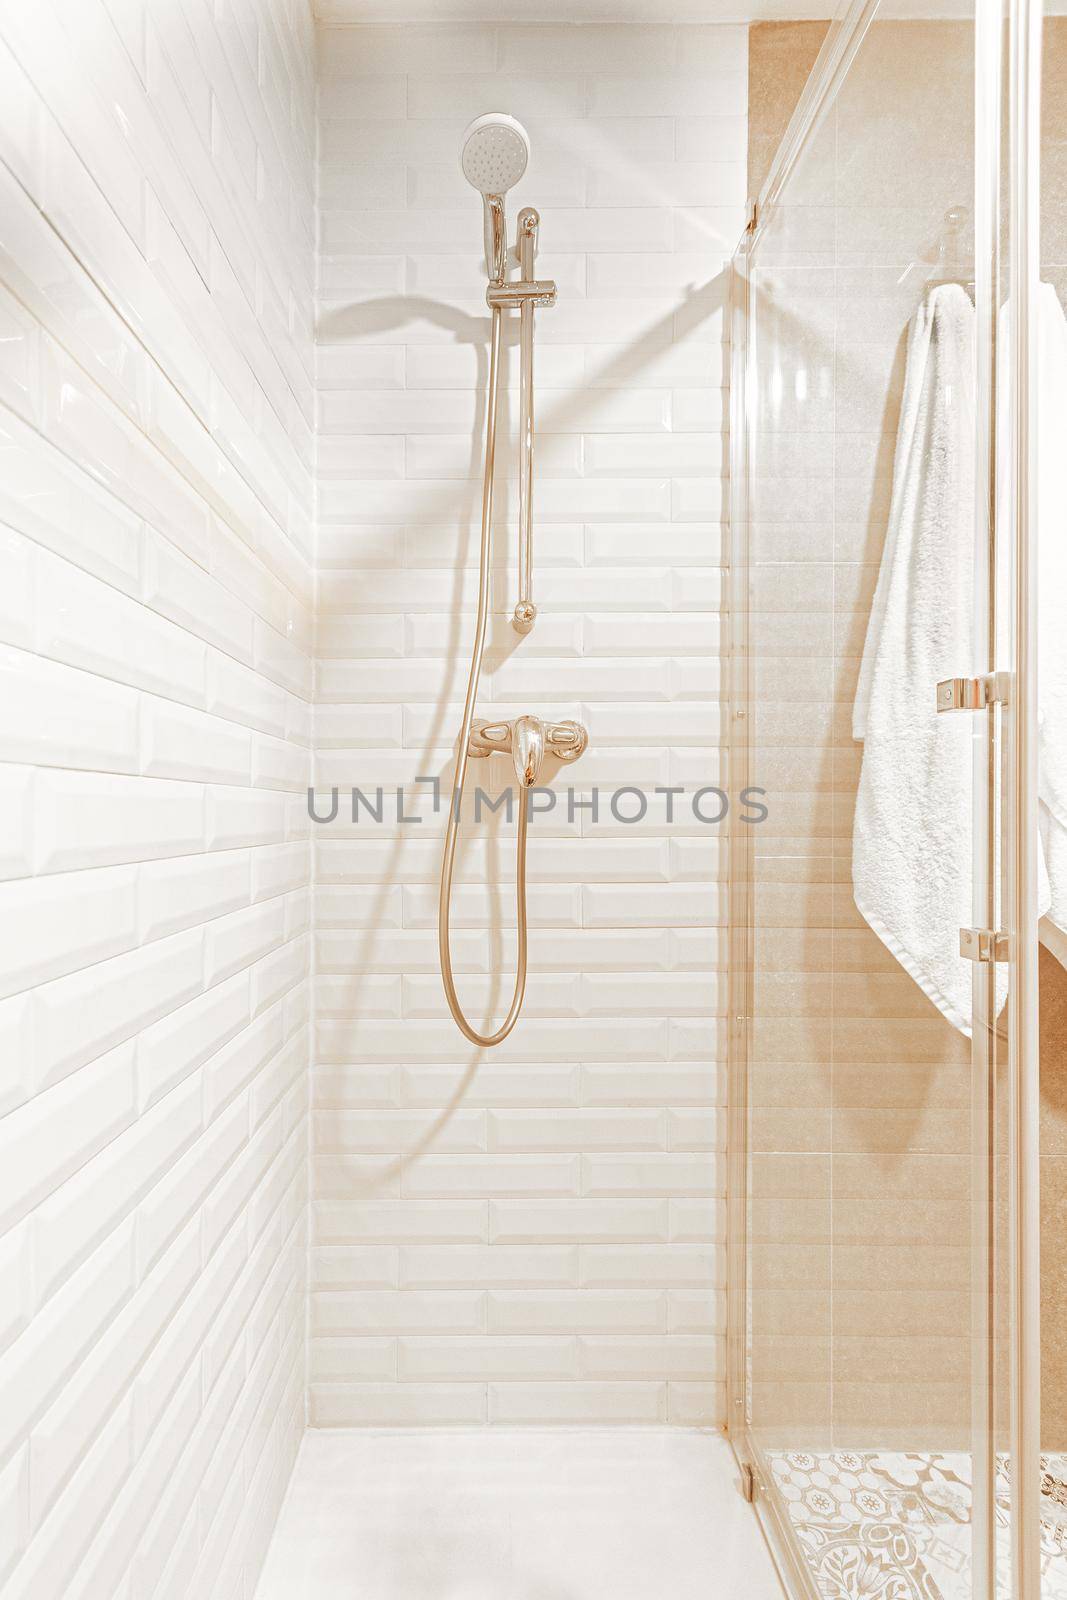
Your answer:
726,0 -> 1045,1594
1031,3 -> 1067,1595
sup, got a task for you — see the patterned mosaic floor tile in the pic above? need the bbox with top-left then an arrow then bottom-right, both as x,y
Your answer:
766,1450 -> 1067,1600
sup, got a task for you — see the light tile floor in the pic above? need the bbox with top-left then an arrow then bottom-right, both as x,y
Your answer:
767,1450 -> 1067,1600
255,1429 -> 784,1600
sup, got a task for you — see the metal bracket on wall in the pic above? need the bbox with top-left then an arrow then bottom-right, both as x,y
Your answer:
739,1462 -> 757,1503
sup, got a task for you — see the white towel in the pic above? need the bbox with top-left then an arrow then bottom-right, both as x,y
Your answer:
854,282 -> 1067,1033
852,284 -> 981,1034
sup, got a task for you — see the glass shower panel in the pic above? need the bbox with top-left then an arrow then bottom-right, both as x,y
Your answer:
741,111 -> 837,1467
993,0 -> 1063,1594
726,4 -> 1028,1596
989,0 -> 1049,1586
1037,11 -> 1067,1598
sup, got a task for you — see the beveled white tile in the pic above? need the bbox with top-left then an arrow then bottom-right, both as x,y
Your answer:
2,7 -> 759,1552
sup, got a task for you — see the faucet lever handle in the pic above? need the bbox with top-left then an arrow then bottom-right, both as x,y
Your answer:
543,720 -> 588,763
511,715 -> 546,789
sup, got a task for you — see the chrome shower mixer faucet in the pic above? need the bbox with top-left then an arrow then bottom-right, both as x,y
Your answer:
437,113 -> 590,1047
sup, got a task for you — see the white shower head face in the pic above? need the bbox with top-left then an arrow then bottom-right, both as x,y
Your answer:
460,113 -> 530,196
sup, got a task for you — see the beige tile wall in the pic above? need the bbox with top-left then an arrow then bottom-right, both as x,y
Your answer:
745,19 -> 978,1451
747,21 -> 828,201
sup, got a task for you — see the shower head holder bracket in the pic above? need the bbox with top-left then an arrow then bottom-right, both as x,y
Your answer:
487,278 -> 557,309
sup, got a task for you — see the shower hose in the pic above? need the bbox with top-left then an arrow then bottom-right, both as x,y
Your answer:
438,304 -> 529,1046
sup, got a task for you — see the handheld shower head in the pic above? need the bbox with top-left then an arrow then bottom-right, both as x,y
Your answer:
460,113 -> 530,195
460,113 -> 530,282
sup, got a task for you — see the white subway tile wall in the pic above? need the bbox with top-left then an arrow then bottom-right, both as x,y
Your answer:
0,2 -> 314,1596
311,21 -> 746,1429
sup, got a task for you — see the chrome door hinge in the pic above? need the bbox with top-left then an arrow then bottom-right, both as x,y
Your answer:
960,927 -> 1010,963
936,671 -> 1012,712
739,1462 -> 757,1503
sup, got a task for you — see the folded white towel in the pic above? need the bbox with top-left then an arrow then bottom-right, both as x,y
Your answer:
852,284 -> 981,1034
